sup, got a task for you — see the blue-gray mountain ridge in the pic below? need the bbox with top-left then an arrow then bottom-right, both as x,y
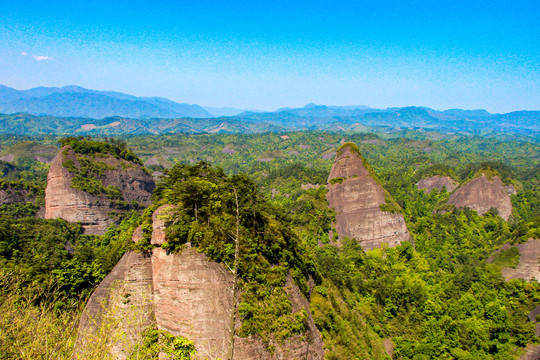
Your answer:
0,85 -> 538,136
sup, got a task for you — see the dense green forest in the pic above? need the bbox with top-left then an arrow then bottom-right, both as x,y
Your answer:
0,131 -> 538,359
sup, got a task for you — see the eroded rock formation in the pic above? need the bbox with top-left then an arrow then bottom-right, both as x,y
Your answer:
44,146 -> 155,235
326,143 -> 409,250
416,175 -> 458,193
501,239 -> 540,282
447,172 -> 513,220
77,206 -> 324,359
76,251 -> 154,360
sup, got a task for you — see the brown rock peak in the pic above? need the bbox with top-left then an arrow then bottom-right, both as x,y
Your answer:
416,175 -> 459,193
326,143 -> 410,250
77,205 -> 325,359
447,171 -> 513,220
45,145 -> 155,235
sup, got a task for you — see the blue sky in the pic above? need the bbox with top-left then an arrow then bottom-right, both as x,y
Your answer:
1,0 -> 538,112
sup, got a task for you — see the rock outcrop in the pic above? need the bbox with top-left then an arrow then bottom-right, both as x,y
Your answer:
501,239 -> 540,282
326,143 -> 409,250
519,345 -> 540,360
45,146 -> 155,235
76,251 -> 154,359
416,175 -> 458,193
77,207 -> 324,359
447,172 -> 513,220
151,204 -> 177,246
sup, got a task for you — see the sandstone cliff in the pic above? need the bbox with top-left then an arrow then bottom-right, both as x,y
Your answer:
77,205 -> 325,359
447,171 -> 513,220
326,143 -> 409,250
416,175 -> 458,193
501,239 -> 540,282
45,145 -> 155,235
76,250 -> 154,360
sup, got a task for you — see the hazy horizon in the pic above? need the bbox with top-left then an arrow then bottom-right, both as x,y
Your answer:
1,1 -> 539,113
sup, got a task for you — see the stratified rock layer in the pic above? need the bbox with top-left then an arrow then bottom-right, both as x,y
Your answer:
416,175 -> 458,193
44,146 -> 155,235
501,239 -> 540,281
447,174 -> 513,220
77,207 -> 324,359
326,145 -> 409,250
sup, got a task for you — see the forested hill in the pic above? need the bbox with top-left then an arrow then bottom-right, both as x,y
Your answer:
0,85 -> 538,136
0,109 -> 538,138
233,106 -> 540,136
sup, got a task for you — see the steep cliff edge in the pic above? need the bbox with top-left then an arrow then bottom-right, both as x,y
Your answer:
326,142 -> 409,250
76,250 -> 154,359
77,162 -> 325,359
416,175 -> 458,193
45,140 -> 155,235
77,207 -> 324,359
447,170 -> 513,220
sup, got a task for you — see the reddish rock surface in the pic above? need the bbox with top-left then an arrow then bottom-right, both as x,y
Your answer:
416,175 -> 458,193
447,174 -> 513,220
76,251 -> 154,359
501,239 -> 540,281
326,145 -> 410,250
44,146 -> 155,235
77,206 -> 325,359
519,345 -> 540,360
151,246 -> 232,358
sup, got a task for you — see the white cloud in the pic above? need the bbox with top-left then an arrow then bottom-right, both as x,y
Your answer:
21,52 -> 28,56
32,55 -> 52,61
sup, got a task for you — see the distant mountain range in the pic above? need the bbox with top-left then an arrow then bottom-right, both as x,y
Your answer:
0,84 -> 538,137
0,85 -> 212,119
233,104 -> 539,136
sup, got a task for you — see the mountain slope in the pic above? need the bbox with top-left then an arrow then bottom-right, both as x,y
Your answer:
0,85 -> 211,119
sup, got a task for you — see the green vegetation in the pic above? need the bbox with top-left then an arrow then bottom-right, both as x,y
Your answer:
151,162 -> 316,345
129,326 -> 197,359
329,176 -> 344,185
491,246 -> 521,269
59,136 -> 142,164
60,137 -> 147,206
414,164 -> 459,182
0,129 -> 538,359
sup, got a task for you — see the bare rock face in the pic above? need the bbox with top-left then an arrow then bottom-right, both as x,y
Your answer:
416,175 -> 458,193
501,239 -> 540,282
44,146 -> 155,235
151,248 -> 324,360
519,345 -> 540,360
447,173 -> 513,220
326,144 -> 410,250
151,246 -> 232,358
77,206 -> 325,359
151,204 -> 177,246
76,251 -> 154,360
